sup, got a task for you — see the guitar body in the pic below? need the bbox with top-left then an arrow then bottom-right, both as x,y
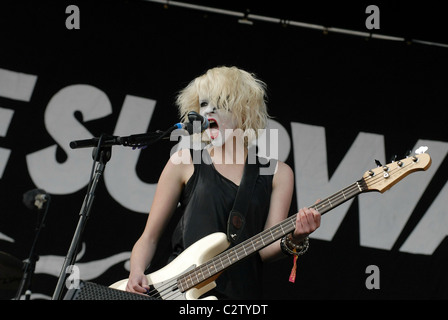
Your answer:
109,232 -> 230,300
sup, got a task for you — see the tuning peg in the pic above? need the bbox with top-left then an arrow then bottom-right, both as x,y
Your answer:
390,155 -> 397,163
375,159 -> 382,167
405,149 -> 412,158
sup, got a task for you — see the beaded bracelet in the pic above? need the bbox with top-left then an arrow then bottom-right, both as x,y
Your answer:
280,234 -> 309,256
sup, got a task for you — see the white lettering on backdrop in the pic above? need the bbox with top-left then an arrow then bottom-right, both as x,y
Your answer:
1,68 -> 447,255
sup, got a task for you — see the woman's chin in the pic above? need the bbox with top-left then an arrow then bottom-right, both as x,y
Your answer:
210,136 -> 224,147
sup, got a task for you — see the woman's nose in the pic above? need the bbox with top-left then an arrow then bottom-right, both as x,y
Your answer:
201,105 -> 216,116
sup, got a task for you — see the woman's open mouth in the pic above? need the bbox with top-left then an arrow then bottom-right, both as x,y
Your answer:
208,118 -> 219,139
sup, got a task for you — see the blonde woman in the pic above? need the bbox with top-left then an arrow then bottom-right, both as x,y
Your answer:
126,66 -> 321,299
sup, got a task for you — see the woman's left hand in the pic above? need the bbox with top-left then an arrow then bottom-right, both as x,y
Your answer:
292,205 -> 321,242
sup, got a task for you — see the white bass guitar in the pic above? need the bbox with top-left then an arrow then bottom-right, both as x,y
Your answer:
110,150 -> 431,300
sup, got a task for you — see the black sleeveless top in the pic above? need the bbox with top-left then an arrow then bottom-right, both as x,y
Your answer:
170,148 -> 275,299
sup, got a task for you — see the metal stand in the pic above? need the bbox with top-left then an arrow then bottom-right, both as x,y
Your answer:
51,141 -> 111,300
51,113 -> 206,300
14,196 -> 51,300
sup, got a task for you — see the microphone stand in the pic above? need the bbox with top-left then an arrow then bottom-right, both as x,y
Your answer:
51,135 -> 113,300
14,196 -> 51,300
52,114 -> 205,299
51,125 -> 182,300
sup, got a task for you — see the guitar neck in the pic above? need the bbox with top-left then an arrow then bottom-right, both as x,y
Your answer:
177,178 -> 367,292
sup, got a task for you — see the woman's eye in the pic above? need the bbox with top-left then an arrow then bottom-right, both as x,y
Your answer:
200,102 -> 208,108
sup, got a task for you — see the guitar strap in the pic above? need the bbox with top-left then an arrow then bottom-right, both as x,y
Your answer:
226,151 -> 261,245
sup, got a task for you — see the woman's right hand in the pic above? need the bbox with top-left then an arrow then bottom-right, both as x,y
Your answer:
126,272 -> 150,294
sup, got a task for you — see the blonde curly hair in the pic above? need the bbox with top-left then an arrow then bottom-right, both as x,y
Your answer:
176,66 -> 269,146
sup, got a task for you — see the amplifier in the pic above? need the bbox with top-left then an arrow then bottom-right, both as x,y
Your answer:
63,280 -> 155,300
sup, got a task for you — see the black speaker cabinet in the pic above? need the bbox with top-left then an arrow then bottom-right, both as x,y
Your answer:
63,281 -> 155,300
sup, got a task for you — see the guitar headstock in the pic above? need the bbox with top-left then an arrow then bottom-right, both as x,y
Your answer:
362,147 -> 432,193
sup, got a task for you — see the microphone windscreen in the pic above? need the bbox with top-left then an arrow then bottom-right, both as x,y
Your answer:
22,188 -> 46,210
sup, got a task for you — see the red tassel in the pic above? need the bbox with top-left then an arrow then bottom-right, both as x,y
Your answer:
289,250 -> 298,283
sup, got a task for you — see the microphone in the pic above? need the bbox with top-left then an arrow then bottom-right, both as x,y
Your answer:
23,189 -> 49,210
180,111 -> 209,134
119,112 -> 209,147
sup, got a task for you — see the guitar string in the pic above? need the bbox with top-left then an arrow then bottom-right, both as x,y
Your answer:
152,163 -> 409,300
145,275 -> 182,299
144,277 -> 179,299
173,162 -> 409,292
209,183 -> 362,269
167,185 -> 362,297
159,163 -> 411,300
142,160 -> 415,299
165,178 -> 382,296
218,180 -> 371,260
158,185 -> 367,299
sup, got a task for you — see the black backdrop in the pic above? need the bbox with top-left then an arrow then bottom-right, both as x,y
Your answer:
1,0 -> 447,302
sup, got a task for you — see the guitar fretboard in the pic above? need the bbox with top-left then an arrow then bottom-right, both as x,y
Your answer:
177,178 -> 367,292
